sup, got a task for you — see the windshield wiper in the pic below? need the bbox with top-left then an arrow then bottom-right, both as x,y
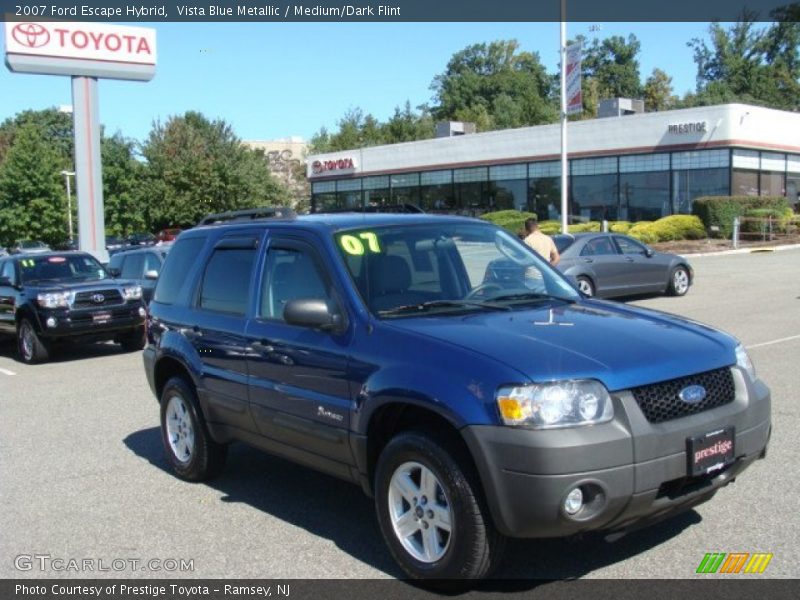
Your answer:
378,299 -> 511,317
489,292 -> 576,305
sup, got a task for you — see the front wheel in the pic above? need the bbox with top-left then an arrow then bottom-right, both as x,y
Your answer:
374,431 -> 505,583
667,266 -> 690,296
17,319 -> 50,364
576,276 -> 595,297
160,376 -> 227,481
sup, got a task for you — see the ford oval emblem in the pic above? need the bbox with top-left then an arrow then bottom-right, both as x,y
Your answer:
679,385 -> 707,405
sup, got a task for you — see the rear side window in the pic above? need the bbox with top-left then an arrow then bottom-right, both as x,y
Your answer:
121,254 -> 145,279
199,248 -> 256,315
154,237 -> 207,304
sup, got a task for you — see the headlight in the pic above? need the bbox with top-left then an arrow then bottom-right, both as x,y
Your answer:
37,292 -> 70,308
122,285 -> 142,301
735,344 -> 756,382
497,380 -> 614,429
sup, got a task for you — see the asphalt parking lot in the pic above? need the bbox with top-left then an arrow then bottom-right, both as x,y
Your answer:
1,247 -> 798,580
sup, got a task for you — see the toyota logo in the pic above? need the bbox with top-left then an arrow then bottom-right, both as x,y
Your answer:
12,23 -> 50,49
678,385 -> 707,405
91,293 -> 105,304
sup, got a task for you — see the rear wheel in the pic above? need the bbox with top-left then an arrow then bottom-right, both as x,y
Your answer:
160,376 -> 227,481
576,276 -> 595,297
668,266 -> 690,296
374,430 -> 505,584
17,319 -> 50,364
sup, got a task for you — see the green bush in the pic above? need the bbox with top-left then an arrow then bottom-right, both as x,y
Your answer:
693,196 -> 790,238
653,215 -> 706,240
628,222 -> 658,244
609,221 -> 633,233
568,221 -> 601,233
742,207 -> 797,234
480,210 -> 537,236
538,220 -> 562,235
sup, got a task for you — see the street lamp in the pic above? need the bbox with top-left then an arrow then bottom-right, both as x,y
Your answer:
60,170 -> 75,242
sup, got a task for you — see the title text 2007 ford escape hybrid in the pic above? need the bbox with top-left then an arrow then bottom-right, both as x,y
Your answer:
143,214 -> 770,582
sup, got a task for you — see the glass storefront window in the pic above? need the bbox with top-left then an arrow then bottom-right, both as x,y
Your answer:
672,168 -> 729,213
419,170 -> 454,212
572,174 -> 619,221
529,177 -> 561,221
732,169 -> 759,196
454,168 -> 488,215
620,171 -> 670,221
760,171 -> 785,197
490,179 -> 528,211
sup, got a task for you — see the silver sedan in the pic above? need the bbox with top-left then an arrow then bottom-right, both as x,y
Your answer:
554,233 -> 693,298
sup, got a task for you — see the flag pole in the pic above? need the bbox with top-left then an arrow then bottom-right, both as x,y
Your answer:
560,0 -> 569,234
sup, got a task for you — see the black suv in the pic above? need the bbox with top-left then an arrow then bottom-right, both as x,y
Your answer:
143,213 -> 769,583
0,252 -> 147,363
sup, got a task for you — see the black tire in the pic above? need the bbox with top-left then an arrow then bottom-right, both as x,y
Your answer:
17,318 -> 50,364
119,326 -> 146,352
159,376 -> 227,481
374,430 -> 505,585
576,275 -> 595,297
667,265 -> 691,297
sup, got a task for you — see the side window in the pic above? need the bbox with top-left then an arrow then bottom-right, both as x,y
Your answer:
199,248 -> 257,315
581,237 -> 617,256
615,236 -> 648,255
107,254 -> 124,272
1,261 -> 15,284
154,237 -> 207,305
121,254 -> 145,279
260,247 -> 331,321
143,252 -> 161,274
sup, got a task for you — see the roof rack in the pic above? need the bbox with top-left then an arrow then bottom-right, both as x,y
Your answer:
313,203 -> 425,215
198,206 -> 297,226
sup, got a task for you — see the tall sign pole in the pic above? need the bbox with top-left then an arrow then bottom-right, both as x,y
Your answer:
4,21 -> 156,262
559,0 -> 568,234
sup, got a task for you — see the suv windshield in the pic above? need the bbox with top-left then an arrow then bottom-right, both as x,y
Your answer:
18,255 -> 107,284
335,223 -> 578,317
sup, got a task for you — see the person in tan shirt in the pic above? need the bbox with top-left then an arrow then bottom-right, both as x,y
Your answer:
523,218 -> 560,266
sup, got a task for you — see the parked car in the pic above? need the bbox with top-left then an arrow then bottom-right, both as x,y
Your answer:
143,214 -> 769,584
0,248 -> 8,258
0,252 -> 146,363
10,239 -> 51,255
106,235 -> 128,253
156,228 -> 183,243
108,246 -> 169,303
127,232 -> 156,246
553,232 -> 693,298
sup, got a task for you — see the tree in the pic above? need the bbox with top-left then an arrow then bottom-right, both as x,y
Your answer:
102,134 -> 147,237
580,34 -> 643,116
0,124 -> 69,247
430,40 -> 557,130
0,108 -> 73,167
140,111 -> 286,229
687,17 -> 800,111
382,101 -> 434,143
643,68 -> 677,112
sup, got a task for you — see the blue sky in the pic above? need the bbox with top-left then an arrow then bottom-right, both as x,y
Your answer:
1,22 -> 720,144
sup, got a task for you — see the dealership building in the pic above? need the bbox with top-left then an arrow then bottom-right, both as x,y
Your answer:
306,103 -> 800,222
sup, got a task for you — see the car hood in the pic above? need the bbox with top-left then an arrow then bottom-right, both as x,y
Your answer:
26,279 -> 137,294
385,300 -> 736,391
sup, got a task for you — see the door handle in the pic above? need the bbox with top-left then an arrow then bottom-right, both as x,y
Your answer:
181,325 -> 202,338
581,258 -> 594,263
252,339 -> 275,354
625,257 -> 635,262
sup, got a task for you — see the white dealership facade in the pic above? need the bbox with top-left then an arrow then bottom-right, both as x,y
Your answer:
306,103 -> 800,222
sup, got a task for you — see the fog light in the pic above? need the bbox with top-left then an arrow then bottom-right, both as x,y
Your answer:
138,307 -> 146,317
46,317 -> 57,328
564,487 -> 584,515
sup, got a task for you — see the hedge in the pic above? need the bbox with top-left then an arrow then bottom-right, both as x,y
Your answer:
693,196 -> 790,238
480,210 -> 537,236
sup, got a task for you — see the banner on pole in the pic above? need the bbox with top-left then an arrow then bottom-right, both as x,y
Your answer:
566,42 -> 582,115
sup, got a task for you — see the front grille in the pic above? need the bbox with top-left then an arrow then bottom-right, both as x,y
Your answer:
72,289 -> 124,309
631,367 -> 735,424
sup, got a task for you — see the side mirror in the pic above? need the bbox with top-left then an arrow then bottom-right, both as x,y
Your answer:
0,276 -> 12,287
644,248 -> 655,258
107,267 -> 121,278
284,298 -> 343,332
144,269 -> 159,280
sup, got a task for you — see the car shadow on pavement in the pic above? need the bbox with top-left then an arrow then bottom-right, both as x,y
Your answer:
0,339 -> 130,363
124,426 -> 701,585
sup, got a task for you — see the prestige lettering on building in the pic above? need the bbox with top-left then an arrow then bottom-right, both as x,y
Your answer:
668,121 -> 707,134
5,21 -> 157,66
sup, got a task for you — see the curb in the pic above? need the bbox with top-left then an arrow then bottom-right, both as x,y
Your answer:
687,243 -> 800,258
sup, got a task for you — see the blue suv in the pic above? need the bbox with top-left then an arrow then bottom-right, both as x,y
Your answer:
142,213 -> 770,583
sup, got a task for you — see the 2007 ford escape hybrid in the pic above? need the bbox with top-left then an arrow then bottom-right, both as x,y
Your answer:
142,213 -> 770,583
